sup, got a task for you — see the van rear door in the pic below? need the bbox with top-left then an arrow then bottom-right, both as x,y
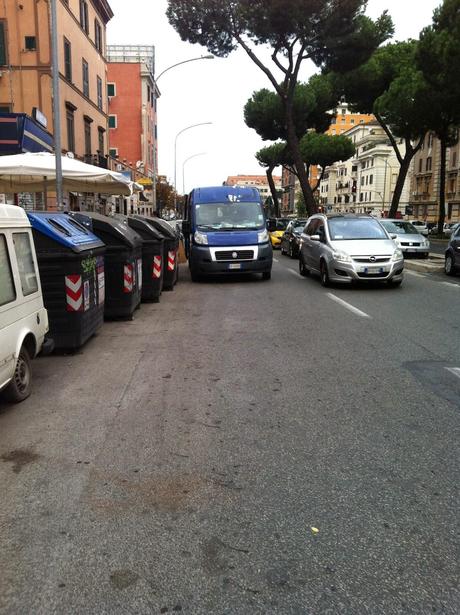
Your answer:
0,232 -> 18,388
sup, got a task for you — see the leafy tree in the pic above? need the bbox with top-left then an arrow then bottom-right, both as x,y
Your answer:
255,142 -> 289,217
337,41 -> 431,217
295,192 -> 307,217
299,132 -> 356,191
167,0 -> 393,216
417,0 -> 460,232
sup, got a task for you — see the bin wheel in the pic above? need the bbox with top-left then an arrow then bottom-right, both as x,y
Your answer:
3,346 -> 32,403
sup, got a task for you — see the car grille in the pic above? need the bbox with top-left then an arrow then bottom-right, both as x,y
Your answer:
400,242 -> 421,247
352,256 -> 390,263
215,250 -> 254,261
357,271 -> 388,278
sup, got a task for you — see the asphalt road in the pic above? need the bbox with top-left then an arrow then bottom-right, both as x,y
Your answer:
1,257 -> 459,615
429,239 -> 449,256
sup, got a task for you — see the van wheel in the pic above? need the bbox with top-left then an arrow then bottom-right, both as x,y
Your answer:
262,271 -> 271,280
3,347 -> 32,403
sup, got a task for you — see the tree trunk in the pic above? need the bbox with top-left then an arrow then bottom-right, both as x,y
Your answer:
438,138 -> 447,233
285,107 -> 317,216
266,168 -> 280,217
388,155 -> 411,218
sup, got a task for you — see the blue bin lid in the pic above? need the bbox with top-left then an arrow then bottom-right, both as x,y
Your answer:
27,212 -> 104,253
70,211 -> 143,249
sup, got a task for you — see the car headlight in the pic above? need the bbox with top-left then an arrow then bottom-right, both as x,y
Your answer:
194,230 -> 208,245
391,248 -> 403,261
423,240 -> 430,248
332,251 -> 352,263
258,229 -> 269,243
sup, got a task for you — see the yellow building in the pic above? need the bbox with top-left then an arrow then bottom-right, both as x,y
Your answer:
0,0 -> 113,208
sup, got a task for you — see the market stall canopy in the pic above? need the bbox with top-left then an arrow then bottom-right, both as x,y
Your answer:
0,152 -> 136,195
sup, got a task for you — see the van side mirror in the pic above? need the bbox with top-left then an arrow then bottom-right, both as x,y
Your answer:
182,220 -> 191,234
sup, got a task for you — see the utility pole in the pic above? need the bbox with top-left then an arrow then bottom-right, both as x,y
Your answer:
50,0 -> 63,210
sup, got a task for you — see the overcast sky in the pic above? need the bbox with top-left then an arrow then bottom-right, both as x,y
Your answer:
107,0 -> 440,194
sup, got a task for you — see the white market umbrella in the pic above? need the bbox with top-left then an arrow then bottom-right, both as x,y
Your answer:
0,152 -> 136,196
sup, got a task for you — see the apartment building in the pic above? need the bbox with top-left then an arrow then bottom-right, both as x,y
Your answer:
0,0 -> 113,210
319,121 -> 409,216
107,45 -> 159,216
224,174 -> 282,201
409,132 -> 460,222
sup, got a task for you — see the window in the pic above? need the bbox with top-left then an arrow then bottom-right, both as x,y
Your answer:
108,115 -> 117,129
452,151 -> 457,168
0,234 -> 16,305
369,174 -> 373,185
107,82 -> 116,97
0,21 -> 7,65
0,104 -> 11,112
350,118 -> 355,124
419,159 -> 423,173
426,157 -> 432,172
64,38 -> 72,81
428,133 -> 434,148
97,76 -> 103,110
13,233 -> 38,296
147,85 -> 151,103
24,36 -> 36,51
79,0 -> 89,33
109,148 -> 118,158
84,117 -> 92,155
66,107 -> 75,152
82,59 -> 89,97
98,128 -> 104,154
94,20 -> 102,53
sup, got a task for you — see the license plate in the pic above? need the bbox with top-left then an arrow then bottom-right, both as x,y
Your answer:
229,263 -> 241,270
361,266 -> 384,273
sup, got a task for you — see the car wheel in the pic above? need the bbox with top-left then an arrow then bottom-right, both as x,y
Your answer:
299,255 -> 309,277
3,346 -> 32,403
320,260 -> 330,287
445,254 -> 456,276
262,271 -> 271,280
422,253 -> 429,259
289,244 -> 293,258
388,279 -> 402,288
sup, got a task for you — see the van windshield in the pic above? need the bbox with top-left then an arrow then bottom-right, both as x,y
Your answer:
195,202 -> 264,230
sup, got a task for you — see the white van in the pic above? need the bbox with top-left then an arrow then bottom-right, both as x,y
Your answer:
0,205 -> 50,402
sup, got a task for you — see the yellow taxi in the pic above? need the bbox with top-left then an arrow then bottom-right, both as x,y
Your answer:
268,218 -> 290,249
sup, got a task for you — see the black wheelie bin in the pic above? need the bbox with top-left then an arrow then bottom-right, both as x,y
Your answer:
134,216 -> 179,291
125,216 -> 164,302
70,212 -> 142,319
27,212 -> 106,350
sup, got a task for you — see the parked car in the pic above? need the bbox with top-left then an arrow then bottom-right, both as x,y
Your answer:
379,219 -> 430,258
267,218 -> 290,249
444,224 -> 460,276
0,205 -> 51,403
280,219 -> 307,258
409,220 -> 429,236
298,214 -> 404,287
444,222 -> 460,237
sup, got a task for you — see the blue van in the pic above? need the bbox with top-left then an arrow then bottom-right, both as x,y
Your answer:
182,186 -> 272,281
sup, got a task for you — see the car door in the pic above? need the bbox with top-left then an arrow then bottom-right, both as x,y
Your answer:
452,227 -> 460,267
301,218 -> 319,268
0,232 -> 19,389
309,221 -> 325,272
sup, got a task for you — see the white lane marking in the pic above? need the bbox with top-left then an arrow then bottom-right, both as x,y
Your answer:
288,268 -> 303,279
273,257 -> 279,263
405,270 -> 426,278
441,282 -> 460,288
327,293 -> 371,319
445,367 -> 460,379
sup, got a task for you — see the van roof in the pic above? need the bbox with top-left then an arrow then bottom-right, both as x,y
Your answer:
0,204 -> 31,228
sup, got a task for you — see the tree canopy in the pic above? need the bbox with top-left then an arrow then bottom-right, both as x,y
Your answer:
167,0 -> 393,216
299,133 -> 355,170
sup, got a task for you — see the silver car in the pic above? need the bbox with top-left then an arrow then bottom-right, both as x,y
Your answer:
298,214 -> 404,287
380,219 -> 430,258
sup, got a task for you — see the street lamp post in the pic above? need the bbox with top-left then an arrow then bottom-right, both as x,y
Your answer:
182,152 -> 206,194
174,122 -> 212,209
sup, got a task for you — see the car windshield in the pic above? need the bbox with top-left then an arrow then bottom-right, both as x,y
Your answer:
276,219 -> 289,230
328,218 -> 388,240
381,221 -> 419,234
195,202 -> 264,230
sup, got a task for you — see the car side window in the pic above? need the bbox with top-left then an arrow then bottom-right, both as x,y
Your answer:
305,219 -> 318,235
455,227 -> 460,238
13,232 -> 39,297
317,223 -> 326,241
0,234 -> 16,306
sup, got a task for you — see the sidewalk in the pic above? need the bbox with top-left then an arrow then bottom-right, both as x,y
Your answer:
404,253 -> 444,273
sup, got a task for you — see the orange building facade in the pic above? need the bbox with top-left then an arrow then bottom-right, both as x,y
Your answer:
0,0 -> 113,209
107,45 -> 159,216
